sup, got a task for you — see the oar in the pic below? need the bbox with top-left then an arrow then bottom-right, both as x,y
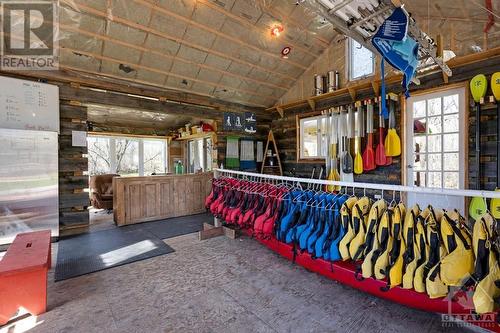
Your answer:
342,105 -> 354,181
385,96 -> 401,157
375,96 -> 388,166
354,102 -> 363,174
469,74 -> 488,220
328,111 -> 340,192
325,109 -> 331,191
363,100 -> 376,171
489,72 -> 500,218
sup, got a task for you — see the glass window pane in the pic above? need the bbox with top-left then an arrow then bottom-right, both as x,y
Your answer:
428,153 -> 442,171
350,38 -> 374,80
302,118 -> 318,157
427,116 -> 442,134
205,138 -> 212,171
87,137 -> 111,176
414,171 -> 426,187
443,94 -> 459,114
414,153 -> 426,171
414,135 -> 426,153
428,172 -> 442,188
414,118 -> 427,134
443,153 -> 459,171
444,172 -> 459,189
413,100 -> 426,118
443,114 -> 459,133
427,135 -> 442,152
443,133 -> 459,152
428,97 -> 441,116
115,138 -> 139,176
144,140 -> 166,175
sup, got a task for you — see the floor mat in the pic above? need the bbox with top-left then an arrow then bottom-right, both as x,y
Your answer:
124,212 -> 212,240
55,228 -> 174,281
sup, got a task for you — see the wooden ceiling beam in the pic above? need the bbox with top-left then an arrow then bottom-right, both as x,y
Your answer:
60,24 -> 290,91
59,0 -> 298,82
61,46 -> 275,103
0,66 -> 269,113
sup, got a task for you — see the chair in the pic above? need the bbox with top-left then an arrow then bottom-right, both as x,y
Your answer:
89,174 -> 119,210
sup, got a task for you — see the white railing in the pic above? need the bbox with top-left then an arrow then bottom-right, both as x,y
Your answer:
214,169 -> 500,199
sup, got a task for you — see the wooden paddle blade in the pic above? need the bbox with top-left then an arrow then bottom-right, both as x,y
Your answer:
375,128 -> 387,166
469,197 -> 487,220
354,153 -> 363,174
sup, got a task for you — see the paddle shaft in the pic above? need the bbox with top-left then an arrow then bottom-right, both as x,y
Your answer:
476,103 -> 481,190
498,102 -> 500,187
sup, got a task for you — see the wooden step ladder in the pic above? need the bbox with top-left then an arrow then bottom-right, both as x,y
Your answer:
261,130 -> 282,176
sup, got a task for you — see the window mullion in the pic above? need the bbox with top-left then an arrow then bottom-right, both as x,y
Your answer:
139,140 -> 144,176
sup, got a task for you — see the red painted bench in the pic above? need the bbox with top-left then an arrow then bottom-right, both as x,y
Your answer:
0,230 -> 51,325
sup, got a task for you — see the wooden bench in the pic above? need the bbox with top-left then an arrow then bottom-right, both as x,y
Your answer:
0,230 -> 51,325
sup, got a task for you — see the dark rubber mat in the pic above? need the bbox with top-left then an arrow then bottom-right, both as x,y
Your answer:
123,212 -> 212,240
55,228 -> 174,281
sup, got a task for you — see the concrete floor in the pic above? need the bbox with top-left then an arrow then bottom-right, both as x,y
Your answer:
1,232 -> 481,333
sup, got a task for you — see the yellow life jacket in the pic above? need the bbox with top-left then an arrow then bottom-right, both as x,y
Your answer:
359,201 -> 387,279
374,208 -> 394,280
424,208 -> 447,298
349,196 -> 373,260
338,196 -> 358,260
439,210 -> 474,286
402,205 -> 421,289
413,207 -> 433,293
383,203 -> 407,289
472,213 -> 500,314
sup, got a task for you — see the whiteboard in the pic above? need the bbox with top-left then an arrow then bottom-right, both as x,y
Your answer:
0,76 -> 59,132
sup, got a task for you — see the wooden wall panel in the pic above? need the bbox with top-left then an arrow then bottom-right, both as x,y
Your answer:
59,102 -> 89,236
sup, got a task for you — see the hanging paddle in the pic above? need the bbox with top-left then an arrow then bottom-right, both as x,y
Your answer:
469,74 -> 488,220
489,72 -> 500,218
342,105 -> 354,182
385,97 -> 402,157
325,109 -> 331,191
332,111 -> 341,191
375,96 -> 388,166
363,100 -> 376,171
327,110 -> 338,192
354,103 -> 364,174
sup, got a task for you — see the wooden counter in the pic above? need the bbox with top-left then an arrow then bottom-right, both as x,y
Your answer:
113,172 -> 213,226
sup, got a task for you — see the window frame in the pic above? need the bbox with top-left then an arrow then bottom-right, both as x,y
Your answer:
347,37 -> 375,81
296,112 -> 327,162
87,133 -> 169,176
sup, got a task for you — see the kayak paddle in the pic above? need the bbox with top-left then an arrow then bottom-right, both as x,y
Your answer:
489,72 -> 500,218
469,74 -> 488,220
363,100 -> 376,171
354,102 -> 363,174
375,97 -> 388,166
385,96 -> 401,157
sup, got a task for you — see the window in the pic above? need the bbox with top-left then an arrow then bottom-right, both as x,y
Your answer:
87,135 -> 167,176
187,137 -> 212,173
348,38 -> 375,81
406,86 -> 466,213
298,115 -> 327,160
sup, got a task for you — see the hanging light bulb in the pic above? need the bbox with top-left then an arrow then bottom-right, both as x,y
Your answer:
281,46 -> 291,59
271,24 -> 284,37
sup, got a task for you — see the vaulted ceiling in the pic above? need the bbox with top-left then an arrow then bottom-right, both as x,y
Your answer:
59,0 -> 337,108
58,0 -> 498,108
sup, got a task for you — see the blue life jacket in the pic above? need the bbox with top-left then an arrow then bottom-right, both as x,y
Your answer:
308,195 -> 334,255
285,193 -> 312,244
326,195 -> 348,261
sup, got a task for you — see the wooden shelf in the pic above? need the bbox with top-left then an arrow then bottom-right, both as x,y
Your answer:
175,131 -> 215,141
267,47 -> 500,116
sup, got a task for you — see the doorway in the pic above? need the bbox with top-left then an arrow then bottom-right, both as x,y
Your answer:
405,86 -> 467,213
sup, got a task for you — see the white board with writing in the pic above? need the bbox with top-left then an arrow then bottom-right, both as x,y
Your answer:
0,76 -> 59,132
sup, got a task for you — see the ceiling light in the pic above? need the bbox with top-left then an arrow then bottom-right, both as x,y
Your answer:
271,24 -> 284,37
281,46 -> 291,59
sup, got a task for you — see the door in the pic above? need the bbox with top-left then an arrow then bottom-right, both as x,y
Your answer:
405,86 -> 467,213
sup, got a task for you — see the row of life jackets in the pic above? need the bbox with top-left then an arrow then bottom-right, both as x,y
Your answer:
206,177 -> 499,315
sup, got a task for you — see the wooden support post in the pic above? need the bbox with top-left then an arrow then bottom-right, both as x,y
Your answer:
436,34 -> 448,83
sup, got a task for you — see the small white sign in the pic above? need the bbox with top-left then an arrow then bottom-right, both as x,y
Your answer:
72,130 -> 87,147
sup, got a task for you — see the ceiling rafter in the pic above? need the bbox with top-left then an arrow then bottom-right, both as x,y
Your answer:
192,0 -> 320,58
61,46 -> 276,103
60,64 -> 269,108
134,0 -> 308,69
59,0 -> 300,81
60,24 -> 290,91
